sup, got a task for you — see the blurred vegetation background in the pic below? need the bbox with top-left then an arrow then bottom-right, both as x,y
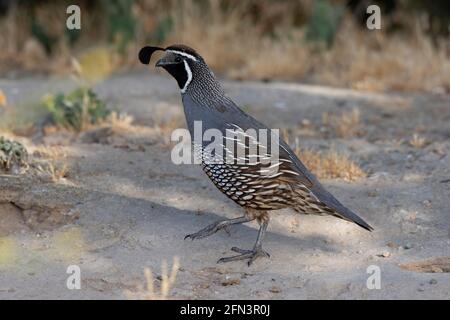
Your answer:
0,0 -> 449,92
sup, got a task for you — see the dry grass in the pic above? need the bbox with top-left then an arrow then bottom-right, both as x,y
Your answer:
281,128 -> 365,181
161,2 -> 450,90
45,162 -> 69,183
0,134 -> 69,183
31,145 -> 69,183
0,1 -> 107,74
1,1 -> 449,93
163,0 -> 311,80
296,147 -> 366,181
72,109 -> 184,151
318,19 -> 450,92
322,108 -> 361,138
0,2 -> 65,72
104,111 -> 135,129
125,257 -> 180,300
42,110 -> 134,140
409,133 -> 427,149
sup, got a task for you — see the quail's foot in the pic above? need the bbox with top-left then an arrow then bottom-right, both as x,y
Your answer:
217,246 -> 270,266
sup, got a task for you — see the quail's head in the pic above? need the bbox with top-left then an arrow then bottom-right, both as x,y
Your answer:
139,44 -> 209,93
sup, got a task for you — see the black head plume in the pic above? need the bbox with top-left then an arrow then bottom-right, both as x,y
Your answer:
138,46 -> 165,65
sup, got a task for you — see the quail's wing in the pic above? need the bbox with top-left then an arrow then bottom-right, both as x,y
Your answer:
212,98 -> 318,189
217,100 -> 373,230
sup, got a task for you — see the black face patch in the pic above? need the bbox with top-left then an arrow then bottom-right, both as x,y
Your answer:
163,63 -> 189,90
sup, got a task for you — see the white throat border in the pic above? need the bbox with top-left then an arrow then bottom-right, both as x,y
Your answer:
181,60 -> 192,94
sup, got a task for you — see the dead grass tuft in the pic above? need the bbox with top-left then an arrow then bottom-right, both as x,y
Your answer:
105,111 -> 135,129
31,145 -> 69,183
294,146 -> 366,181
281,130 -> 365,181
125,257 -> 180,300
43,162 -> 69,183
409,133 -> 427,149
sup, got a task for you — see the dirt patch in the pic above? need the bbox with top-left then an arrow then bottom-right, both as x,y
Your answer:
0,203 -> 29,236
0,175 -> 86,231
400,257 -> 450,273
0,73 -> 449,299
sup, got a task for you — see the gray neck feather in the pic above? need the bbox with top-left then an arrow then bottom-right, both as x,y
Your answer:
183,61 -> 229,108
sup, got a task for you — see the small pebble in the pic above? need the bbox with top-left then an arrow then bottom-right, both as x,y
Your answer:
422,200 -> 432,208
221,277 -> 240,286
199,283 -> 210,289
269,286 -> 282,293
377,252 -> 391,258
429,279 -> 437,285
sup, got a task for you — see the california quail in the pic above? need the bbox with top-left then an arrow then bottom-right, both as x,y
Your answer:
139,44 -> 373,265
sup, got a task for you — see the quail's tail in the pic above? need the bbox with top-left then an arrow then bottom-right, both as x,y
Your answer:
327,202 -> 373,231
297,183 -> 374,232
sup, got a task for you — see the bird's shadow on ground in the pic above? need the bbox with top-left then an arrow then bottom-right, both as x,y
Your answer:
180,210 -> 341,254
78,186 -> 344,258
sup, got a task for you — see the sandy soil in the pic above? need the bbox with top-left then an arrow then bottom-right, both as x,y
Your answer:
0,72 -> 449,299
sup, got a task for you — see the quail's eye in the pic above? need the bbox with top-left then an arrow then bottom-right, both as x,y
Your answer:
175,56 -> 182,63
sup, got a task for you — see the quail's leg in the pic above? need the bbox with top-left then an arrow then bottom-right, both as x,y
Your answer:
217,219 -> 270,266
185,216 -> 254,240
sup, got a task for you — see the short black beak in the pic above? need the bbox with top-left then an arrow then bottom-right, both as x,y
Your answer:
155,58 -> 171,67
155,58 -> 165,67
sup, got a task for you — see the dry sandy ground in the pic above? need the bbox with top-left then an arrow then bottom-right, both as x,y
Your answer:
0,72 -> 449,299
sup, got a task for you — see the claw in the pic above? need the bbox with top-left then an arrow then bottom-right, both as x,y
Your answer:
217,247 -> 270,266
184,232 -> 209,240
184,222 -> 223,240
231,247 -> 251,254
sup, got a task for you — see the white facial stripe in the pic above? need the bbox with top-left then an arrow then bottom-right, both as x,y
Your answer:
166,50 -> 198,62
181,60 -> 192,94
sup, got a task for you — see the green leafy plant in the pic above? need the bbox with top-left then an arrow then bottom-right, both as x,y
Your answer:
103,0 -> 137,52
0,136 -> 28,173
305,0 -> 344,47
42,88 -> 110,132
